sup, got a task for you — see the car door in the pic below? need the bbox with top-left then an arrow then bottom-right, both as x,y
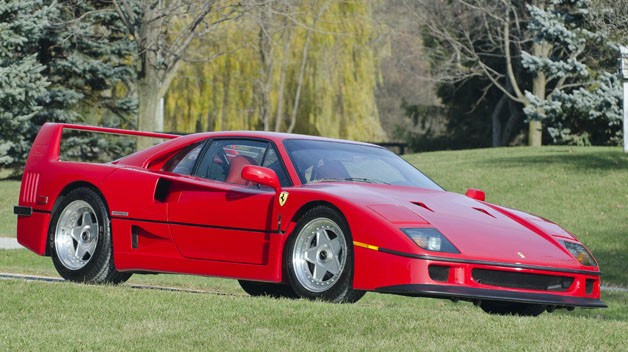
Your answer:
166,138 -> 290,265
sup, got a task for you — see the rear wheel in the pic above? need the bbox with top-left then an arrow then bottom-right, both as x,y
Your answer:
49,187 -> 131,284
285,206 -> 365,303
479,301 -> 546,316
238,280 -> 298,299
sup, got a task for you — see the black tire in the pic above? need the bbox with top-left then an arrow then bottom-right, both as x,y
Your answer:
238,280 -> 299,299
49,187 -> 131,284
285,206 -> 365,303
479,301 -> 547,316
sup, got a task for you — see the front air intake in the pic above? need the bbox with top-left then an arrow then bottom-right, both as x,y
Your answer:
472,269 -> 574,292
586,279 -> 595,295
428,265 -> 450,282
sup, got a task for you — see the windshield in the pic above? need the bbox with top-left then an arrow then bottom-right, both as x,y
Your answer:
283,139 -> 443,190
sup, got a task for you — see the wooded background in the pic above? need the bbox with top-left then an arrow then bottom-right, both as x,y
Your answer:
1,0 -> 626,173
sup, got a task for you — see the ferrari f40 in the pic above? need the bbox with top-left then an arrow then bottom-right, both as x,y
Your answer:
14,123 -> 605,316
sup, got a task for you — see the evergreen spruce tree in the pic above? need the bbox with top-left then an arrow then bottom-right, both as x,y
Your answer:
0,1 -> 137,174
34,0 -> 137,162
0,0 -> 50,171
522,0 -> 622,145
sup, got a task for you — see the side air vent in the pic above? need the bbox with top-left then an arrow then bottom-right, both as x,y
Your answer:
132,225 -> 139,249
154,178 -> 171,203
21,172 -> 40,204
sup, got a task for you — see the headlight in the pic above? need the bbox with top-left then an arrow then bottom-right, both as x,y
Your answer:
402,228 -> 460,254
562,241 -> 597,267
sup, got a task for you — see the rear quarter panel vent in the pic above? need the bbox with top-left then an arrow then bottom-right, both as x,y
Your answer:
21,172 -> 40,204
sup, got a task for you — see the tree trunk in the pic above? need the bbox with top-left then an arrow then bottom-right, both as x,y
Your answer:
219,60 -> 231,131
136,71 -> 162,150
528,29 -> 551,146
502,99 -> 522,146
491,95 -> 508,147
288,1 -> 330,133
274,28 -> 293,132
258,3 -> 273,132
529,71 -> 546,146
135,4 -> 164,151
287,19 -> 314,133
136,61 -> 181,150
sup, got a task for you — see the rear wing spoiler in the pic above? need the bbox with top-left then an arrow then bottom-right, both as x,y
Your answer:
27,123 -> 179,164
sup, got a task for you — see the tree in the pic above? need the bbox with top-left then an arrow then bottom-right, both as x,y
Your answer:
112,0 -> 241,149
409,0 -> 544,146
0,0 -> 50,172
409,0 -> 621,147
373,0 -> 440,140
251,0 -> 329,134
163,0 -> 386,141
522,0 -> 622,145
588,0 -> 628,41
33,1 -> 138,162
1,1 -> 140,173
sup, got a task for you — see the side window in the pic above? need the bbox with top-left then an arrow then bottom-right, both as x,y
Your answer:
262,145 -> 291,187
162,142 -> 205,175
194,139 -> 292,187
195,140 -> 268,184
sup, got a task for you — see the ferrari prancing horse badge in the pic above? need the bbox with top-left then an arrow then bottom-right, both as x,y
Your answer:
279,191 -> 289,206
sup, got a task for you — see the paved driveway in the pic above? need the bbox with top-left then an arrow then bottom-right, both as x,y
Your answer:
0,237 -> 22,249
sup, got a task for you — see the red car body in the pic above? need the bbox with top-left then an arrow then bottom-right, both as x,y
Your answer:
15,123 -> 605,315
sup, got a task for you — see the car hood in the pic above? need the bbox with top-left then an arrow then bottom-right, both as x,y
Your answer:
306,183 -> 588,270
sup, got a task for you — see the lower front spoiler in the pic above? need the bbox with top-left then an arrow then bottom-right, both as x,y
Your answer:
375,284 -> 607,308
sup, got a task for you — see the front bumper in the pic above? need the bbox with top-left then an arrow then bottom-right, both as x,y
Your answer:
353,243 -> 605,308
375,284 -> 607,308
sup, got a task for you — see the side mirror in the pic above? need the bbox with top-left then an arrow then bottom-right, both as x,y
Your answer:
241,165 -> 281,192
465,188 -> 486,201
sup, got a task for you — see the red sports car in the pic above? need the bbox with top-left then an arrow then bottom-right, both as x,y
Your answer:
15,123 -> 605,316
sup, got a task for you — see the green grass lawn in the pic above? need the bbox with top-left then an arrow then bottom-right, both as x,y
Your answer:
0,179 -> 19,236
0,279 -> 626,351
1,146 -> 627,350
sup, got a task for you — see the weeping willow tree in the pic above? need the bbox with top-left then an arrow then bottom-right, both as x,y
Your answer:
164,0 -> 386,141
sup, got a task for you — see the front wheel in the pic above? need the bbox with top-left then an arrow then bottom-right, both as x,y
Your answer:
285,206 -> 365,303
49,187 -> 131,284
